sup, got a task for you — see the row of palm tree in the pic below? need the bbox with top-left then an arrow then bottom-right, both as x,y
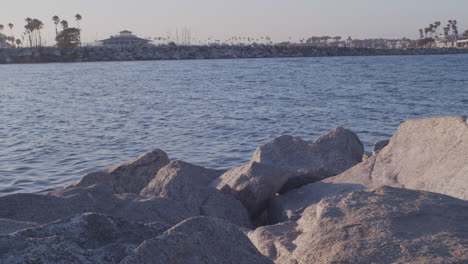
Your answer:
0,14 -> 81,48
0,23 -> 16,46
419,20 -> 461,39
24,18 -> 44,47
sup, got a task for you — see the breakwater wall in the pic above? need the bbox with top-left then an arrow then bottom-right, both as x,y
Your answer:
1,45 -> 468,64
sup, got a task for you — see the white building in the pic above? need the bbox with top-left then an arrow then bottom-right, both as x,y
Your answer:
456,38 -> 468,48
98,30 -> 150,47
434,35 -> 468,48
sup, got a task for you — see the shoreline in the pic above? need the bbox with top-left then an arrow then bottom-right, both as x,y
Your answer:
0,116 -> 466,263
1,45 -> 468,64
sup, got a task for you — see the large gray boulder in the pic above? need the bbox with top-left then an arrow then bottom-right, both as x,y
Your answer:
213,162 -> 290,218
269,116 -> 468,222
0,213 -> 169,264
140,160 -> 223,198
141,161 -> 251,227
251,126 -> 363,192
76,149 -> 170,194
371,116 -> 468,200
213,127 -> 362,218
121,216 -> 274,264
249,187 -> 468,264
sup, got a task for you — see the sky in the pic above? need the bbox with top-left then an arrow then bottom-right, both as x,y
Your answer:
0,0 -> 467,45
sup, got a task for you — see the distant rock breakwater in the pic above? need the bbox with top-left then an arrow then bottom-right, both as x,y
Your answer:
1,45 -> 468,64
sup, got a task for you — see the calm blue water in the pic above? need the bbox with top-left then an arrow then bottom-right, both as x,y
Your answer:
1,55 -> 467,194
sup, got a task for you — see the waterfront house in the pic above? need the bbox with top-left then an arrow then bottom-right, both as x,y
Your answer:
435,35 -> 468,48
456,38 -> 468,48
98,30 -> 150,47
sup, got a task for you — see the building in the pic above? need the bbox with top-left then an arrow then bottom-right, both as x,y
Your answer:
435,35 -> 457,48
98,30 -> 150,47
435,35 -> 468,48
457,38 -> 468,48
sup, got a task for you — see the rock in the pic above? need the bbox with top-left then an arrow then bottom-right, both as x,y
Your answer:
0,213 -> 169,264
371,116 -> 468,199
247,221 -> 300,263
141,161 -> 251,227
0,219 -> 37,235
250,187 -> 468,264
0,184 -> 194,226
141,160 -> 223,197
372,139 -> 390,155
213,162 -> 290,218
252,127 -> 363,192
313,126 -> 364,162
121,216 -> 274,264
213,127 -> 362,218
76,149 -> 170,194
268,156 -> 377,223
269,116 -> 468,222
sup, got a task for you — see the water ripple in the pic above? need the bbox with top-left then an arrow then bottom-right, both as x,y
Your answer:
1,55 -> 467,194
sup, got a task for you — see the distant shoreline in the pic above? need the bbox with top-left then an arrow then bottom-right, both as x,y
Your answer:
1,45 -> 468,64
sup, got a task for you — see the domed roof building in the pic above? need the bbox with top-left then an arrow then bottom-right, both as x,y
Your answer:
98,30 -> 150,47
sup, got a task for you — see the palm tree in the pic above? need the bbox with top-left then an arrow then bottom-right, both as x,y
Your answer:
434,21 -> 441,36
75,14 -> 82,29
61,20 -> 68,30
52,15 -> 60,36
0,24 -> 3,34
15,38 -> 21,47
25,17 -> 33,47
8,23 -> 13,37
452,20 -> 458,35
32,19 -> 44,46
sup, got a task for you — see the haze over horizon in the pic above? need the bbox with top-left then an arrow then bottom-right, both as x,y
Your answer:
1,0 -> 467,45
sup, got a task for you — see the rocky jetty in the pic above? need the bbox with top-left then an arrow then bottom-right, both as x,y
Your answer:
1,45 -> 468,64
0,115 -> 467,263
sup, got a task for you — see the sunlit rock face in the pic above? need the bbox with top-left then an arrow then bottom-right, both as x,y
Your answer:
76,149 -> 170,194
370,116 -> 468,200
249,187 -> 468,264
214,126 -> 363,218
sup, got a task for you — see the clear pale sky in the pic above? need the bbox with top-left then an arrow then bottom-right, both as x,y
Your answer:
1,0 -> 466,45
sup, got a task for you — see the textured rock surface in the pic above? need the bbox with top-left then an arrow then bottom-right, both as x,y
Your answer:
0,184 -> 193,226
76,149 -> 170,194
371,116 -> 468,199
141,161 -> 251,227
0,213 -> 169,264
269,116 -> 468,222
214,127 -> 362,218
122,216 -> 274,264
250,187 -> 468,264
213,162 -> 290,217
268,157 -> 375,223
141,160 -> 224,197
252,127 -> 363,192
0,219 -> 37,235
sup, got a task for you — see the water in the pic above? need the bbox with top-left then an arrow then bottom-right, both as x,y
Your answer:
1,55 -> 467,194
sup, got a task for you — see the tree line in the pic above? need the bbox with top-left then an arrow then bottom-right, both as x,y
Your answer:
0,14 -> 82,48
